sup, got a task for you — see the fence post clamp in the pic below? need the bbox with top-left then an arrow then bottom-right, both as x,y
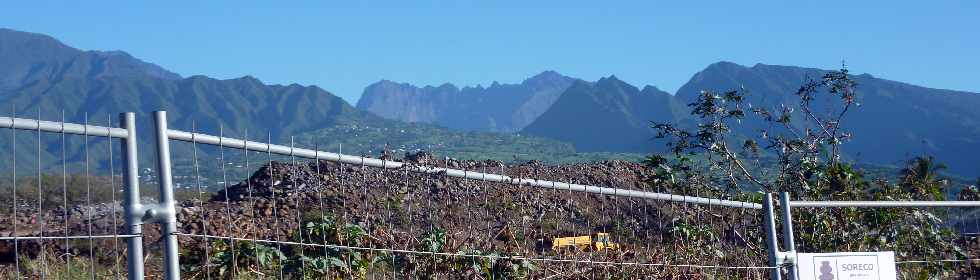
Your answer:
127,203 -> 177,225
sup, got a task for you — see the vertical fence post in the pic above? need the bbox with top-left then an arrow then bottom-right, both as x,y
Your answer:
780,192 -> 797,280
153,111 -> 181,279
763,193 -> 782,280
120,113 -> 145,280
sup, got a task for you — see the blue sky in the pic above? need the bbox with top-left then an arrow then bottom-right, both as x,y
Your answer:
3,1 -> 977,103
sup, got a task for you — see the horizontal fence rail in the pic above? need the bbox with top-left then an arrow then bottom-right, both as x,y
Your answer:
789,200 -> 980,208
0,117 -> 129,138
166,128 -> 762,210
0,234 -> 142,241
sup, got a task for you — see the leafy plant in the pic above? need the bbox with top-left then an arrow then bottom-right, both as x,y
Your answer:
649,65 -> 975,278
184,239 -> 286,279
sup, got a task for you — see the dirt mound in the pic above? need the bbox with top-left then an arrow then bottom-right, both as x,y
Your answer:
0,155 -> 768,278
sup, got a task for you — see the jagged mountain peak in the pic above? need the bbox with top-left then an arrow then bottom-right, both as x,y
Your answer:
429,82 -> 459,92
701,61 -> 820,75
237,75 -> 263,83
358,71 -> 578,132
523,70 -> 567,83
594,75 -> 640,95
368,79 -> 415,89
522,76 -> 677,153
598,74 -> 622,82
521,70 -> 576,91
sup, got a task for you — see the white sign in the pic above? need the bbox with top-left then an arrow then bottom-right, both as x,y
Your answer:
796,251 -> 896,280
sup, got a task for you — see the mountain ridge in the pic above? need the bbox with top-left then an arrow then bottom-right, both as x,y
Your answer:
0,28 -> 585,174
356,61 -> 980,177
356,70 -> 578,132
0,28 -> 181,92
677,61 -> 980,176
522,76 -> 680,152
5,27 -> 980,177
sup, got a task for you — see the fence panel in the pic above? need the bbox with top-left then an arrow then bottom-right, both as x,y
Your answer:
784,195 -> 980,279
156,110 -> 776,279
0,112 -> 144,279
1,110 -> 785,279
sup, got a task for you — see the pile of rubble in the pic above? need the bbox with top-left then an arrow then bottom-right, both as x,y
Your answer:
0,151 -> 764,272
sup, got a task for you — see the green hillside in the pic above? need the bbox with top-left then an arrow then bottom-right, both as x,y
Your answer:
0,28 -> 636,179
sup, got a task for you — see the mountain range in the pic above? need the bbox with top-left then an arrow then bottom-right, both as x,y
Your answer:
0,28 -> 378,172
0,28 -> 364,138
356,71 -> 576,132
360,65 -> 980,177
0,28 -> 578,176
676,62 -> 980,177
3,27 -> 979,178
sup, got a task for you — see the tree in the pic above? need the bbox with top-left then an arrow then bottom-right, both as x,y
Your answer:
647,65 -> 972,278
651,66 -> 858,195
899,156 -> 948,200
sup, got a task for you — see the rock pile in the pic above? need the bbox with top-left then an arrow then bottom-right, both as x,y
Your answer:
0,152 -> 766,274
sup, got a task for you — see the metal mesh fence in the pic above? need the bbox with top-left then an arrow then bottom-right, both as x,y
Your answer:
10,110 -> 976,279
158,112 -> 775,279
0,111 -> 136,279
784,198 -> 980,279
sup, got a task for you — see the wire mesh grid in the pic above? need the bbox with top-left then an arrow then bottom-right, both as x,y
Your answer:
0,110 -> 134,279
3,110 -> 978,279
786,202 -> 980,279
165,123 -> 775,279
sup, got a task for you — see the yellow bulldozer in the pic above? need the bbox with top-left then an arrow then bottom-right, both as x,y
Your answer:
552,232 -> 619,251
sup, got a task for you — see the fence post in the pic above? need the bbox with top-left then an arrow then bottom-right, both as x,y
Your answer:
120,113 -> 145,280
763,193 -> 782,280
153,111 -> 181,279
780,192 -> 797,280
